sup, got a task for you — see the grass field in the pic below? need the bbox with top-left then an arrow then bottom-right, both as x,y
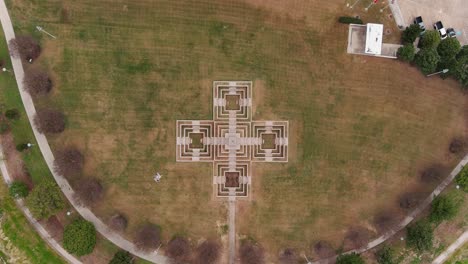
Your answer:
6,0 -> 468,261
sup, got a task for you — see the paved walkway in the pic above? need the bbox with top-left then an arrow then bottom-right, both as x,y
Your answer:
389,0 -> 407,29
432,230 -> 468,264
0,1 -> 168,263
228,197 -> 236,264
312,153 -> 468,263
0,145 -> 81,264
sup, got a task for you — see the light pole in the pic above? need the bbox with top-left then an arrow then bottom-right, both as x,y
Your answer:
426,68 -> 449,77
36,26 -> 57,39
2,67 -> 10,73
303,254 -> 312,264
349,0 -> 363,8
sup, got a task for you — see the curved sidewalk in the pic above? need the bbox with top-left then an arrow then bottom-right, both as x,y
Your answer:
0,1 -> 168,263
313,153 -> 468,264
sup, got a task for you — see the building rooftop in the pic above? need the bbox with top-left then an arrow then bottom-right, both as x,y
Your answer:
365,23 -> 383,55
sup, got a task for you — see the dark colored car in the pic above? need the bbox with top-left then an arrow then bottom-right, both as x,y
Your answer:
434,21 -> 447,39
413,16 -> 426,34
447,28 -> 456,38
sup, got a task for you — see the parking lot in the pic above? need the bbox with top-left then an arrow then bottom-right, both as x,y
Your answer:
398,0 -> 468,45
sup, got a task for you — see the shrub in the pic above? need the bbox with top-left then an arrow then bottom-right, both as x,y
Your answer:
134,224 -> 161,252
8,35 -> 41,61
0,120 -> 9,134
34,109 -> 65,134
9,181 -> 29,198
109,214 -> 128,231
74,178 -> 103,205
63,219 -> 96,256
109,251 -> 133,264
456,166 -> 468,192
336,253 -> 365,264
419,30 -> 441,49
54,147 -> 84,179
376,246 -> 396,264
401,24 -> 422,44
406,221 -> 433,252
16,143 -> 29,152
438,38 -> 461,60
5,109 -> 20,120
23,68 -> 53,96
430,194 -> 462,224
26,180 -> 65,219
338,16 -> 363,25
194,240 -> 220,264
166,236 -> 191,262
414,48 -> 440,75
239,241 -> 264,264
397,44 -> 416,62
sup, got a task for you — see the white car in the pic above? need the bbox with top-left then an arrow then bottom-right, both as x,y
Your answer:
434,21 -> 447,39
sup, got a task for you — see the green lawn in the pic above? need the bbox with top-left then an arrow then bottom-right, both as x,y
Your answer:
5,0 -> 467,260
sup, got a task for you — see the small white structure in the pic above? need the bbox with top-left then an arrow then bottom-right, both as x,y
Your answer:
153,172 -> 162,183
365,23 -> 383,55
347,23 -> 402,59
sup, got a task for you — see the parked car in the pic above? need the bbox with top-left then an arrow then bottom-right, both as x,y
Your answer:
413,16 -> 426,34
447,28 -> 456,38
434,21 -> 447,39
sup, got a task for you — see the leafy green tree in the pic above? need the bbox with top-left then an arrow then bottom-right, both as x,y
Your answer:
401,24 -> 422,44
25,180 -> 65,219
454,46 -> 468,88
438,38 -> 461,59
437,57 -> 457,79
419,30 -> 441,49
63,219 -> 96,256
406,221 -> 433,252
9,181 -> 29,198
397,44 -> 416,62
109,251 -> 133,264
5,109 -> 20,120
376,246 -> 395,264
456,166 -> 468,192
414,48 -> 440,75
16,143 -> 29,152
336,253 -> 365,264
430,194 -> 462,223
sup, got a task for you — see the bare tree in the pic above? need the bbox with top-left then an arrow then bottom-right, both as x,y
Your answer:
54,147 -> 84,179
239,241 -> 264,264
398,191 -> 426,210
279,248 -> 298,264
34,109 -> 65,134
343,226 -> 372,250
109,213 -> 128,231
23,68 -> 53,96
74,177 -> 103,205
134,224 -> 161,252
9,35 -> 41,61
313,240 -> 335,259
166,236 -> 191,263
449,138 -> 466,154
194,240 -> 220,264
420,164 -> 446,184
373,209 -> 401,233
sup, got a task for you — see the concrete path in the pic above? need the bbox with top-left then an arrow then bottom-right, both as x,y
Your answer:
0,1 -> 168,263
0,145 -> 81,264
389,0 -> 407,29
312,154 -> 468,264
432,230 -> 468,264
228,197 -> 236,264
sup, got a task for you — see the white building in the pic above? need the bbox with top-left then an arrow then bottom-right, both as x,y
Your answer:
347,23 -> 402,58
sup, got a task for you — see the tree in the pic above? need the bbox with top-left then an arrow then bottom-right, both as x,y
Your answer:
16,143 -> 30,152
430,194 -> 461,224
134,224 -> 161,252
109,250 -> 133,264
336,253 -> 365,264
9,181 -> 29,198
420,165 -> 445,184
63,219 -> 96,256
279,248 -> 298,264
406,221 -> 433,252
194,240 -> 220,264
414,48 -> 440,75
239,241 -> 264,264
26,180 -> 65,219
8,35 -> 41,61
401,24 -> 422,44
397,44 -> 416,62
419,30 -> 441,49
399,191 -> 426,210
34,108 -> 65,134
74,178 -> 104,205
376,246 -> 396,264
454,46 -> 468,88
449,138 -> 466,154
109,213 -> 128,231
23,68 -> 53,96
438,38 -> 461,60
5,109 -> 20,120
313,240 -> 335,258
166,236 -> 191,263
374,210 -> 400,232
0,119 -> 9,134
456,167 -> 468,192
54,147 -> 84,179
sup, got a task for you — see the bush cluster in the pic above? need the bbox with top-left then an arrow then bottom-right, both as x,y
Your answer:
63,219 -> 96,256
338,16 -> 363,24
